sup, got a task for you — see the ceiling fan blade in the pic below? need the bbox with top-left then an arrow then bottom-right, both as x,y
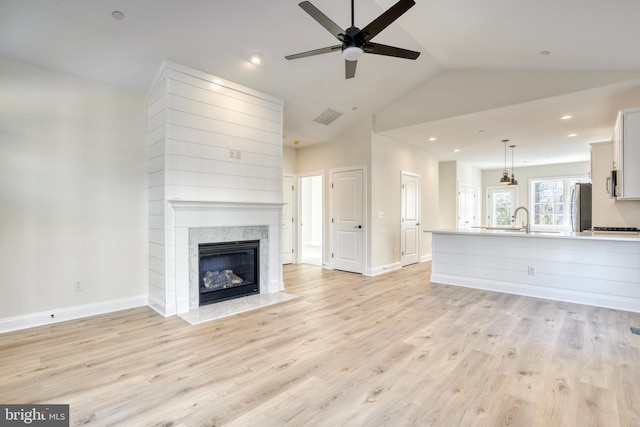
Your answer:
345,60 -> 357,79
299,1 -> 345,40
360,0 -> 415,41
365,42 -> 420,59
285,45 -> 342,60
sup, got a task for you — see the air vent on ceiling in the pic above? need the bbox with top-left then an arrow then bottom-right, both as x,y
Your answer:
314,108 -> 343,126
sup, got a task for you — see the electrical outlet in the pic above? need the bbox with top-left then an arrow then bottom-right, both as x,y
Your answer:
74,280 -> 83,292
527,266 -> 536,276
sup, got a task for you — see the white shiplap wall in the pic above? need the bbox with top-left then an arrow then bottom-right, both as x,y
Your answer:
431,233 -> 640,313
147,67 -> 168,314
147,61 -> 284,315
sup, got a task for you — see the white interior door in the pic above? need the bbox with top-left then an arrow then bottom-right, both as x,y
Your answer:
458,184 -> 476,229
331,168 -> 364,273
282,175 -> 295,264
401,172 -> 420,266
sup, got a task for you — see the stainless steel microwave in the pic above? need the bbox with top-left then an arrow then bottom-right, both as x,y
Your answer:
606,170 -> 618,198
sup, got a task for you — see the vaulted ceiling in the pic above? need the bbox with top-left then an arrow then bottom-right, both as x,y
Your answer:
2,0 -> 640,169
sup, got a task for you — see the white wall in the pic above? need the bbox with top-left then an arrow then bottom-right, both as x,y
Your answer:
439,162 -> 457,229
147,61 -> 284,316
282,146 -> 297,174
0,56 -> 148,326
481,161 -> 591,226
370,133 -> 439,272
294,122 -> 440,274
457,161 -> 483,227
438,161 -> 483,229
295,117 -> 372,267
374,69 -> 640,132
590,142 -> 640,228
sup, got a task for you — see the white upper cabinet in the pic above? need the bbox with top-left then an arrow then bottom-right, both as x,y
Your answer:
612,107 -> 640,200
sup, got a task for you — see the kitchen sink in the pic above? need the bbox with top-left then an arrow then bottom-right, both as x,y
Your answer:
484,227 -> 525,231
528,231 -> 560,234
472,227 -> 560,234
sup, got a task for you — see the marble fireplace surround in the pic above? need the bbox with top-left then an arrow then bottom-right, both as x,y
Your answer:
168,200 -> 284,315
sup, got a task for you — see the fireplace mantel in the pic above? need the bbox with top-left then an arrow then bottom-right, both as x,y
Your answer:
166,200 -> 284,315
170,200 -> 284,213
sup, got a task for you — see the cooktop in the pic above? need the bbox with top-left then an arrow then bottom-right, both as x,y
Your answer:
592,226 -> 639,232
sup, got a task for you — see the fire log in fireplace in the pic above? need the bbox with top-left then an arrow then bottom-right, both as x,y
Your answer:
198,240 -> 259,305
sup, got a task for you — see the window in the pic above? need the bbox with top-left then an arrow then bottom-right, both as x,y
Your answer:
487,186 -> 517,227
529,177 -> 588,230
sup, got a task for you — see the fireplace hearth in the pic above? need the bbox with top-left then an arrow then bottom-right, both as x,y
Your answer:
199,240 -> 259,305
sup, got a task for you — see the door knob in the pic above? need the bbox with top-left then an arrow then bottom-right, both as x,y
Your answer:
354,225 -> 362,229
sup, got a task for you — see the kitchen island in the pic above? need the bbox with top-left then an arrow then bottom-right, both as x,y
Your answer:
428,228 -> 640,313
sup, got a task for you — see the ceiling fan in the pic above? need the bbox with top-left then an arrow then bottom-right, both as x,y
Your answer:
285,0 -> 421,79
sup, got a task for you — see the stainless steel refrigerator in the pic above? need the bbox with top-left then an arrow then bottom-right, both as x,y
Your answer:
571,182 -> 592,232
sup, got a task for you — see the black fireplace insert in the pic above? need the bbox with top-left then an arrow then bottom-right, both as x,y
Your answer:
198,240 -> 259,305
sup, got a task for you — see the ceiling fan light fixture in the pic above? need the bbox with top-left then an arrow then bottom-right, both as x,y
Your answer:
342,46 -> 363,62
285,0 -> 419,78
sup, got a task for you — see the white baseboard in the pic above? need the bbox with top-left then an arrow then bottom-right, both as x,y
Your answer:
148,294 -> 168,317
430,273 -> 640,313
0,295 -> 148,334
367,262 -> 402,276
367,257 -> 431,276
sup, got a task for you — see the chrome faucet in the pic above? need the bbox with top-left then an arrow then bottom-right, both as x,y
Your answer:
513,206 -> 530,233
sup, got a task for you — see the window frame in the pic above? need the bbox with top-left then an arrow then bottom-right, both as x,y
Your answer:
528,175 -> 590,231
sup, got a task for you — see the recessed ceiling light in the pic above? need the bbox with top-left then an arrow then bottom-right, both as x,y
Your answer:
540,50 -> 551,56
428,137 -> 436,141
112,10 -> 125,20
478,129 -> 485,134
453,148 -> 460,152
568,133 -> 577,137
561,115 -> 573,120
248,52 -> 264,65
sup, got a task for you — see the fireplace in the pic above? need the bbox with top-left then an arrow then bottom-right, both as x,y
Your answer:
161,200 -> 284,316
199,240 -> 259,305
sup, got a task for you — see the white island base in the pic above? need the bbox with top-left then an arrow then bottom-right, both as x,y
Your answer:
430,229 -> 640,313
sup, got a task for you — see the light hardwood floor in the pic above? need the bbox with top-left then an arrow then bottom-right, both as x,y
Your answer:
2,262 -> 640,426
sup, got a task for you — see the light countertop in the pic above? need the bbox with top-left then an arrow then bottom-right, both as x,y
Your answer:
425,227 -> 640,242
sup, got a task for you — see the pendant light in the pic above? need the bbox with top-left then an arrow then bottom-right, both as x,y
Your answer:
509,145 -> 518,186
499,139 -> 511,184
